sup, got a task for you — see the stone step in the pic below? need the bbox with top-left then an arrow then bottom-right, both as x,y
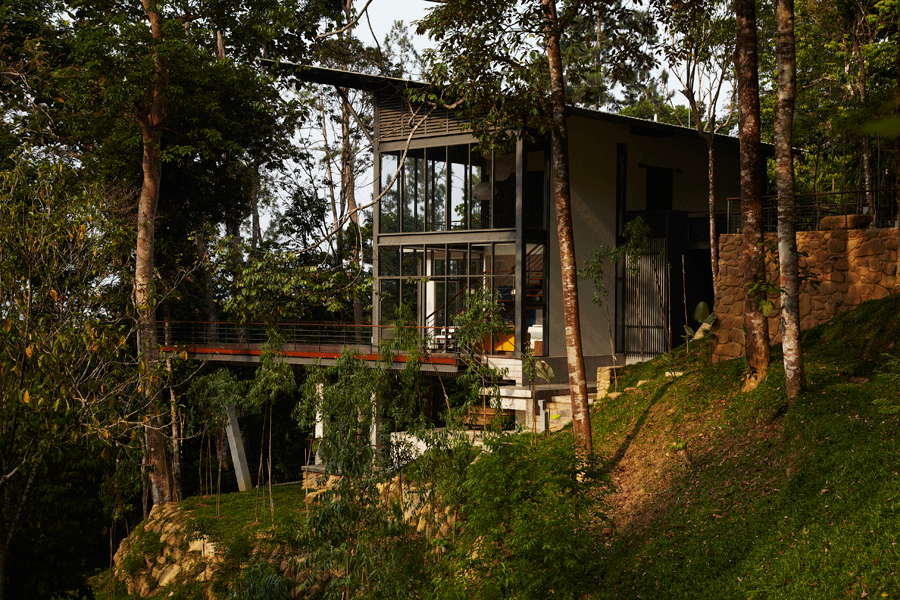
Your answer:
544,401 -> 572,415
544,400 -> 573,431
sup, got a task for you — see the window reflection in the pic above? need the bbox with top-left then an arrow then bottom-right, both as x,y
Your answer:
381,144 -> 525,233
380,153 -> 400,233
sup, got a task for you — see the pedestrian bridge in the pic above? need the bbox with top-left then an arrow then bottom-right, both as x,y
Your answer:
157,321 -> 462,373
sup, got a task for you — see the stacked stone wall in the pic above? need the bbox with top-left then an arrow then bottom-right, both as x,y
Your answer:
713,228 -> 899,363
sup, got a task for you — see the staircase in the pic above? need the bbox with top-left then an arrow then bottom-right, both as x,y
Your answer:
545,396 -> 575,432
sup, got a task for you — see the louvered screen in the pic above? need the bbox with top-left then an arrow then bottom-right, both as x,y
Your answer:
623,237 -> 669,361
378,95 -> 470,141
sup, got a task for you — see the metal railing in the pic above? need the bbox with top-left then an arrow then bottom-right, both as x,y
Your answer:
157,321 -> 463,355
725,189 -> 899,234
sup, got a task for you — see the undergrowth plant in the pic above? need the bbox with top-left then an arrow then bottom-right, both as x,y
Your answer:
293,347 -> 432,599
228,562 -> 291,600
433,434 -> 611,599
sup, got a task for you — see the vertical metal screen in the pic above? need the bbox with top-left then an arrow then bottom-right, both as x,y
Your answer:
623,237 -> 669,360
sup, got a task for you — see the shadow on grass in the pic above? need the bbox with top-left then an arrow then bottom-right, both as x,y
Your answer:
600,380 -> 672,476
588,369 -> 900,600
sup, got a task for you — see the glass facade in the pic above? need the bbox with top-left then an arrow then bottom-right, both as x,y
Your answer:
376,141 -> 548,355
379,144 -> 518,233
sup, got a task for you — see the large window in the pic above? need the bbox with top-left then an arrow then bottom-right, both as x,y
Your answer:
377,242 -> 541,354
379,144 -> 519,232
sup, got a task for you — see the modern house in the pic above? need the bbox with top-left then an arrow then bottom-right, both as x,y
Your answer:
286,67 -> 743,377
179,64 -> 745,438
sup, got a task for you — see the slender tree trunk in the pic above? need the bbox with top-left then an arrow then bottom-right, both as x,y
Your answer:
895,14 -> 900,291
542,0 -> 592,455
705,133 -> 720,295
321,94 -> 341,258
340,94 -> 365,336
136,0 -> 173,506
163,306 -> 183,501
251,163 -> 262,251
775,0 -> 805,403
735,0 -> 770,384
216,429 -> 225,517
853,34 -> 876,219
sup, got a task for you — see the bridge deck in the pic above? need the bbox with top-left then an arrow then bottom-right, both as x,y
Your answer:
158,321 -> 462,372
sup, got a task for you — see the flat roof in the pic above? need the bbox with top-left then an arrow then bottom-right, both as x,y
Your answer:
275,63 -> 762,152
263,61 -> 423,94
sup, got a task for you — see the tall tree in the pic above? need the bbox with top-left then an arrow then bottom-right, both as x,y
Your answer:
63,0 -> 333,506
134,0 -> 174,506
543,0 -> 592,454
775,0 -> 806,402
418,0 -> 650,454
736,0 -> 771,386
653,0 -> 735,298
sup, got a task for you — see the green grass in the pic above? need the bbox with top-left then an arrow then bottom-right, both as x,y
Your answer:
585,294 -> 900,599
94,295 -> 900,599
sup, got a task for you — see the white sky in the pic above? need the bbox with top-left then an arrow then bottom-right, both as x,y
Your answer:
357,0 -> 434,58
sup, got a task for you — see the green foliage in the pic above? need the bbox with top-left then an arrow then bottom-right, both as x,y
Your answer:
376,304 -> 430,437
297,350 -> 380,478
581,216 -> 649,310
415,0 -> 653,151
218,239 -> 368,324
292,476 -> 429,600
189,368 -> 248,431
0,154 -> 139,596
229,562 -> 292,600
683,301 -> 717,339
437,434 -> 611,599
247,334 -> 297,413
292,347 -> 431,599
453,287 -> 510,362
748,239 -> 822,318
443,288 -> 511,429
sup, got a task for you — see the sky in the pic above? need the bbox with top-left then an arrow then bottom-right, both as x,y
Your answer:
356,0 -> 433,58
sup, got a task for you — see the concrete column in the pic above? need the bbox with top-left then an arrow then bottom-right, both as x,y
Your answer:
370,393 -> 382,459
225,404 -> 252,491
314,383 -> 325,465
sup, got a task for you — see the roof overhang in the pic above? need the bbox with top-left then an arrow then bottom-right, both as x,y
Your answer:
262,60 -> 424,95
267,62 -> 769,156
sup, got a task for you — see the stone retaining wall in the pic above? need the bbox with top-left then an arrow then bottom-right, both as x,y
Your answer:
712,228 -> 899,363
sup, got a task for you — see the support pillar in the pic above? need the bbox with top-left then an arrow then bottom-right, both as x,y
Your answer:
314,383 -> 325,465
370,393 -> 382,459
225,404 -> 252,492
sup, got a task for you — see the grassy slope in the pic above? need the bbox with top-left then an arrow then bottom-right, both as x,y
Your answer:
587,293 -> 900,599
95,295 -> 900,599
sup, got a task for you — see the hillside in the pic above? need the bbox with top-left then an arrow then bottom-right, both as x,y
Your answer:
591,292 -> 900,598
94,294 -> 900,599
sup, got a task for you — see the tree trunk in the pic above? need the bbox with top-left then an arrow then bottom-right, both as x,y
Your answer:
735,0 -> 770,384
137,0 -> 173,506
705,133 -> 720,296
251,162 -> 262,251
163,305 -> 183,501
896,15 -> 900,291
853,34 -> 876,218
775,0 -> 805,403
321,94 -> 341,258
340,94 -> 365,337
542,0 -> 592,456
